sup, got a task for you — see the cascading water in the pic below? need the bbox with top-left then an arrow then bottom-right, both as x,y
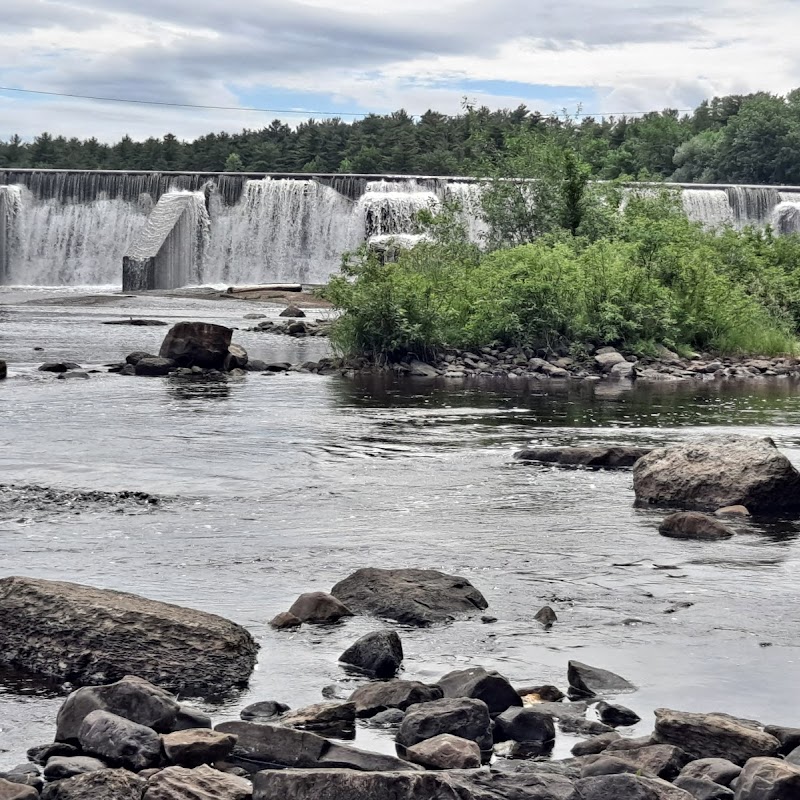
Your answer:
726,186 -> 780,227
445,182 -> 489,243
0,185 -> 22,283
358,181 -> 440,238
681,189 -> 735,229
774,192 -> 800,234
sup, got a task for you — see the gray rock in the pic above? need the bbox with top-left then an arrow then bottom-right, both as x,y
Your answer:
571,732 -> 622,756
610,361 -> 635,379
125,352 -> 156,365
516,685 -> 565,702
78,710 -> 162,771
349,680 -> 443,718
269,612 -> 302,630
534,606 -> 557,626
786,744 -> 800,766
330,568 -> 487,626
162,729 -> 237,767
287,592 -> 353,624
134,358 -> 176,376
56,371 -> 90,380
40,768 -> 146,800
173,706 -> 212,731
595,700 -> 641,727
493,707 -> 556,743
340,630 -> 403,678
764,725 -> 800,755
406,734 -> 481,770
602,744 -> 692,781
408,360 -> 439,378
396,698 -> 493,754
245,359 -> 268,372
633,436 -> 800,513
576,773 -> 694,800
568,660 -> 635,698
0,778 -> 38,800
365,708 -> 405,727
673,776 -> 733,800
240,701 -> 291,723
159,322 -> 232,369
279,306 -> 305,318
514,445 -> 651,469
605,735 -> 655,752
595,351 -> 627,371
0,360 -> 6,380
223,343 -> 248,372
43,756 -> 107,780
733,757 -> 800,799
658,512 -> 734,540
27,743 -> 80,765
581,756 -> 643,777
56,675 -> 180,743
278,702 -> 356,735
437,666 -> 522,715
144,764 -> 252,800
678,758 -> 741,787
38,362 -> 81,373
214,721 -> 418,773
0,577 -> 258,694
653,708 -> 779,764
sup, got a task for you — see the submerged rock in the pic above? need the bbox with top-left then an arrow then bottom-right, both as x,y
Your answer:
269,611 -> 302,630
658,512 -> 734,540
567,660 -> 636,698
514,445 -> 651,469
330,568 -> 488,626
287,592 -> 353,624
38,362 -> 81,373
240,700 -> 291,723
159,321 -> 233,369
633,436 -> 800,513
134,357 -> 176,376
0,576 -> 258,693
339,630 -> 404,678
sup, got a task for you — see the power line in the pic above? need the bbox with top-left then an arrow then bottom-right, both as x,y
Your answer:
0,84 -> 694,119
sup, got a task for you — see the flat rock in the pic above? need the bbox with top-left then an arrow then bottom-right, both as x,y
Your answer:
514,445 -> 651,469
331,568 -> 487,626
103,319 -> 167,326
733,757 -> 800,800
396,697 -> 493,755
714,505 -> 750,517
162,729 -> 237,767
240,700 -> 291,723
278,702 -> 356,735
79,710 -> 161,771
287,592 -> 353,624
43,756 -> 107,780
571,732 -> 622,756
658,512 -> 734,540
576,773 -> 693,799
0,778 -> 37,800
0,577 -> 258,693
406,734 -> 481,770
633,436 -> 800,513
673,776 -> 734,800
339,630 -> 403,678
143,764 -> 252,800
159,322 -> 232,369
40,768 -> 146,800
653,708 -> 779,764
437,666 -> 522,715
135,357 -> 176,376
677,758 -> 741,786
349,680 -> 443,718
568,660 -> 635,698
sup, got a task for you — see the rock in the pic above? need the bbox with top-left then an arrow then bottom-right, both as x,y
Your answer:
406,734 -> 481,770
331,568 -> 487,626
658,512 -> 734,540
571,732 -> 622,756
135,357 -> 176,377
245,359 -> 268,372
125,352 -> 156,365
786,745 -> 800,766
265,362 -> 291,372
40,768 -> 146,800
120,364 -> 136,376
733,757 -> 800,800
605,735 -> 656,752
517,685 -> 565,703
269,612 -> 302,630
38,362 -> 81,373
595,351 -> 627,371
174,706 -> 212,731
214,721 -> 417,773
514,446 -> 651,469
0,577 -> 258,693
278,702 -> 356,735
567,660 -> 635,698
240,701 -> 291,723
715,506 -> 750,517
159,322 -> 233,369
632,436 -> 800,513
610,361 -> 635,379
287,321 -> 307,335
595,700 -> 641,727
56,371 -> 90,380
287,592 -> 353,624
764,725 -> 800,755
408,360 -> 439,378
56,675 -> 180,743
653,708 -> 779,764
365,708 -> 405,727
279,306 -> 305,318
576,773 -> 694,800
339,630 -> 403,678
27,743 -> 80,765
606,744 -> 692,781
493,707 -> 556,743
162,729 -> 237,767
581,756 -> 643,777
224,344 -> 248,371
349,680 -> 443,718
0,765 -> 41,792
243,314 -> 267,320
534,606 -> 557,626
0,778 -> 37,800
396,697 -> 493,754
103,319 -> 168,326
677,758 -> 741,787
144,764 -> 252,799
672,776 -> 733,800
78,710 -> 161,771
0,360 -> 6,380
43,756 -> 107,780
437,666 -> 522,715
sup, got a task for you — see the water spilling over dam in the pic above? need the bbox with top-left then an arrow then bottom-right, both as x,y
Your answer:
1,170 -> 800,288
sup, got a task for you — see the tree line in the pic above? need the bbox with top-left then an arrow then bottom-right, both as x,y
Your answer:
2,90 -> 800,184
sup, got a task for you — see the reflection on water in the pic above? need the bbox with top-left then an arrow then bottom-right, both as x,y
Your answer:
1,288 -> 800,765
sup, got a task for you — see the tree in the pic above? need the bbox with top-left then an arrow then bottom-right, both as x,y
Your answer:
224,152 -> 244,172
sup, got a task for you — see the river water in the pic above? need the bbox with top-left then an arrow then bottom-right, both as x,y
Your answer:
1,287 -> 800,767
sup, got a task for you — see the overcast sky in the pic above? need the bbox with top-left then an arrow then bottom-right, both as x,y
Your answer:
2,0 -> 799,143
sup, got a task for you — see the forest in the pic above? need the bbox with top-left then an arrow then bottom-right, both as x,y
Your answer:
2,89 -> 800,185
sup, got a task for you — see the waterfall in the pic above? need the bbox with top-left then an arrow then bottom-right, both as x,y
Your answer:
0,185 -> 22,283
445,182 -> 488,243
726,186 -> 781,227
358,181 -> 440,238
681,189 -> 734,228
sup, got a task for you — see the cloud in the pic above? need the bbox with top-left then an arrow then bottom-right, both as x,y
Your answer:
1,0 -> 799,142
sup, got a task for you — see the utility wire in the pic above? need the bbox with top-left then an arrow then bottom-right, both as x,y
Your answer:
0,85 -> 694,119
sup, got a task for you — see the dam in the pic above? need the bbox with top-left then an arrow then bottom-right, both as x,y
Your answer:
1,169 -> 799,288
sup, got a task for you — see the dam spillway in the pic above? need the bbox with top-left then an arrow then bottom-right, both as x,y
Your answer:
1,170 -> 800,288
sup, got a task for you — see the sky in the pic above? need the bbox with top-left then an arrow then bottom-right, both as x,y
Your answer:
2,0 -> 800,143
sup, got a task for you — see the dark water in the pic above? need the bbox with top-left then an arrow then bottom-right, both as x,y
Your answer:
1,287 -> 800,766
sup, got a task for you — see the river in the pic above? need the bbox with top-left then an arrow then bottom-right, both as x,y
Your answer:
1,287 -> 799,766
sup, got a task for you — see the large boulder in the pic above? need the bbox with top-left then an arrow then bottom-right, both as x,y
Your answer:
437,667 -> 522,715
568,660 -> 635,698
493,707 -> 556,744
653,708 -> 780,764
159,322 -> 233,369
330,568 -> 488,626
405,734 -> 481,770
677,758 -> 741,787
514,446 -> 651,469
632,436 -> 800,513
764,725 -> 800,755
78,710 -> 161,771
39,769 -> 146,800
287,592 -> 353,624
144,764 -> 252,800
56,675 -> 180,743
162,729 -> 237,767
733,757 -> 800,800
0,577 -> 258,693
349,680 -> 443,718
673,776 -> 734,800
658,512 -> 734,541
339,630 -> 403,678
396,698 -> 493,754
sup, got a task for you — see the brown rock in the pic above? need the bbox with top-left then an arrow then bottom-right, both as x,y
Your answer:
144,764 -> 252,799
159,322 -> 233,369
162,729 -> 237,767
269,612 -> 302,630
405,734 -> 481,770
287,592 -> 353,624
658,512 -> 734,540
